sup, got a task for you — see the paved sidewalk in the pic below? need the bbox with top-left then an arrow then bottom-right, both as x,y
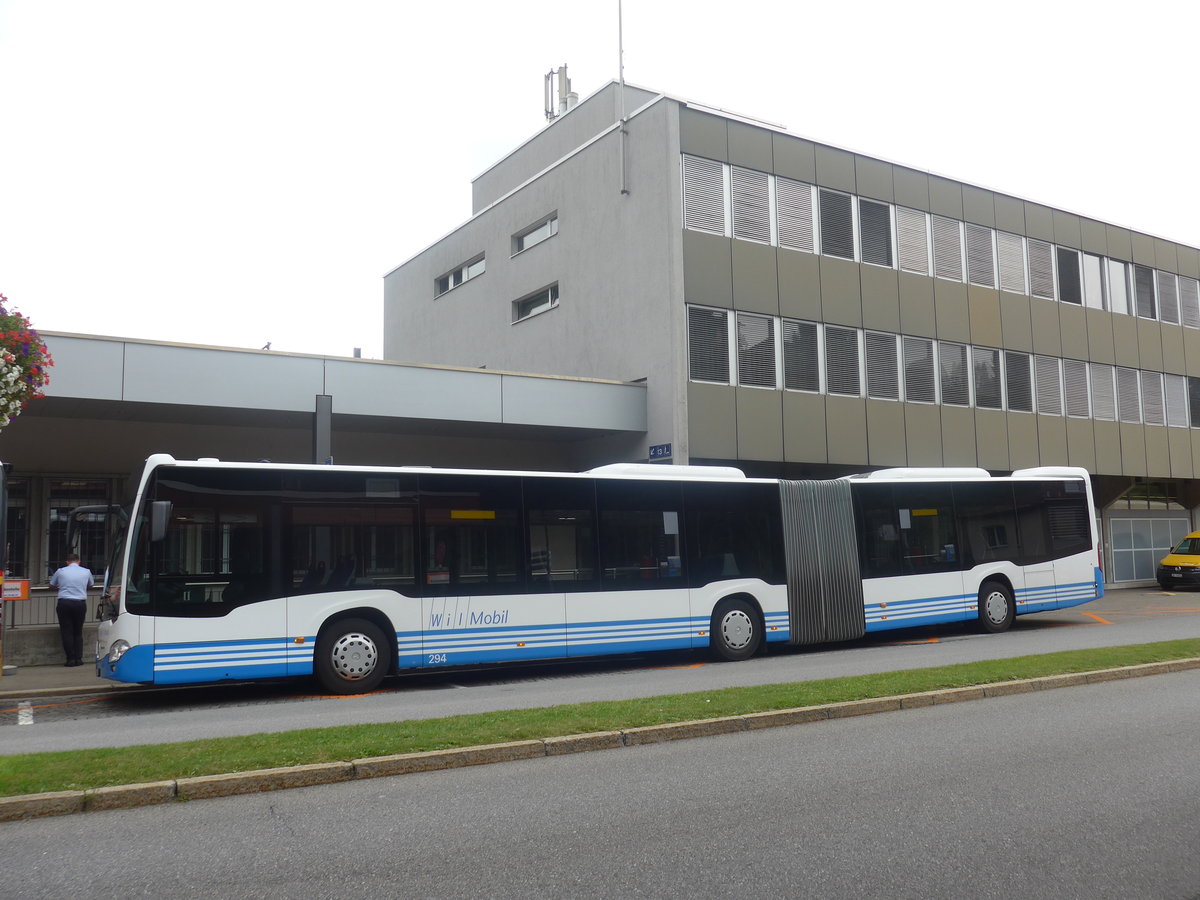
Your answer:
0,663 -> 130,700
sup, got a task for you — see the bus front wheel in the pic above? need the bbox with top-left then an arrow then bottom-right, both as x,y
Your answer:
977,581 -> 1014,634
315,618 -> 389,694
710,598 -> 761,661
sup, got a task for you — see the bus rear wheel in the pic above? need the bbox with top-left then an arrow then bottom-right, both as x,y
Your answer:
710,598 -> 761,661
315,618 -> 389,694
977,581 -> 1014,634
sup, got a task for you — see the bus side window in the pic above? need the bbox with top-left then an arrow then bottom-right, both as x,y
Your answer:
855,484 -> 902,578
596,480 -> 683,587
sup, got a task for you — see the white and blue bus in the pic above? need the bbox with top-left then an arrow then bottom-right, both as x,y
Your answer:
94,455 -> 1103,693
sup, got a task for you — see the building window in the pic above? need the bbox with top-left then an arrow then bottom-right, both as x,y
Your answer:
1140,371 -> 1165,425
1035,356 -> 1062,416
435,255 -> 485,297
736,313 -> 776,388
1064,359 -> 1089,418
824,325 -> 860,396
1117,367 -> 1141,423
1107,260 -> 1131,315
731,167 -> 771,243
682,155 -> 727,235
1056,247 -> 1082,304
897,208 -> 929,275
819,189 -> 855,260
997,232 -> 1026,295
687,306 -> 730,384
1181,277 -> 1200,328
1027,240 -> 1055,300
932,216 -> 963,281
965,224 -> 995,288
1005,351 -> 1033,412
858,198 -> 893,268
903,336 -> 936,403
1133,265 -> 1157,319
514,215 -> 558,254
1090,364 -> 1116,421
1190,376 -> 1200,428
512,284 -> 559,323
939,341 -> 970,406
1082,254 -> 1106,309
865,331 -> 899,399
783,319 -> 820,391
1165,374 -> 1188,427
776,178 -> 814,253
1157,271 -> 1180,325
972,347 -> 1002,409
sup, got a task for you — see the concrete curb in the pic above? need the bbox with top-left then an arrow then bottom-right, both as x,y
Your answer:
3,657 -> 1198,823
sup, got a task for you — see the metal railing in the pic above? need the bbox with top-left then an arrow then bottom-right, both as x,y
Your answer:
4,589 -> 103,628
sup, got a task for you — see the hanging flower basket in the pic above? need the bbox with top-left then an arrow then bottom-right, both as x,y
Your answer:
0,293 -> 53,430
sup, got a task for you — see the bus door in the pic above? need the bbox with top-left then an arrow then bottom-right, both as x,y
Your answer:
572,481 -> 691,656
419,474 -> 566,667
1013,483 -> 1058,613
856,483 -> 969,628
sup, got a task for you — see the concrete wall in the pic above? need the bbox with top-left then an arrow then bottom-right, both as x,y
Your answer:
385,97 -> 683,462
471,82 -> 659,213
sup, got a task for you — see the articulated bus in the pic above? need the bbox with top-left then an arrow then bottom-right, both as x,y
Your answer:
94,455 -> 1103,693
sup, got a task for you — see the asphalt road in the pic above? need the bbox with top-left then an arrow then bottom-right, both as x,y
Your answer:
4,669 -> 1199,898
2,586 -> 1198,754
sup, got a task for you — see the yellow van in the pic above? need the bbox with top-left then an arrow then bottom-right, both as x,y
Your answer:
1158,531 -> 1200,589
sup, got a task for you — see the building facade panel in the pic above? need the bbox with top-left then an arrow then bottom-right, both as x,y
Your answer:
1007,413 -> 1039,469
683,229 -> 734,308
975,409 -> 1010,470
686,382 -> 737,459
678,108 -> 729,162
735,386 -> 784,461
778,250 -> 821,321
865,400 -> 906,466
1084,309 -> 1116,365
771,132 -> 816,184
998,292 -> 1034,352
898,273 -> 937,338
861,266 -> 900,333
825,395 -> 868,464
933,281 -> 970,342
1059,304 -> 1089,361
903,403 -> 942,465
819,257 -> 863,327
1065,417 -> 1098,471
1136,319 -> 1164,373
814,145 -> 856,193
940,406 -> 977,465
727,120 -> 772,172
732,240 -> 780,314
967,287 -> 1002,347
1120,423 -> 1149,476
782,391 -> 828,463
854,156 -> 893,203
1029,301 -> 1063,357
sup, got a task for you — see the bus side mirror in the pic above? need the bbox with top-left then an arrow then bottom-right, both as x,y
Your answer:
149,500 -> 173,542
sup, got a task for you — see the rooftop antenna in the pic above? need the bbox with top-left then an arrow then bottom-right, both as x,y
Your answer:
544,65 -> 576,122
618,0 -> 628,195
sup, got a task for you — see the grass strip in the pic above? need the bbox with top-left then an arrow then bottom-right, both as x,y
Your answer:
3,638 -> 1198,799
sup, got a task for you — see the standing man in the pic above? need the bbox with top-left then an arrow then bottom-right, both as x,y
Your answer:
50,553 -> 93,667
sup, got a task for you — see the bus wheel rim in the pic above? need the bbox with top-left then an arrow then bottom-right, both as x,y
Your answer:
330,632 -> 379,681
721,610 -> 753,650
984,591 -> 1008,625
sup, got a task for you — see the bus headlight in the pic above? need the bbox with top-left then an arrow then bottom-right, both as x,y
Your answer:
107,640 -> 131,663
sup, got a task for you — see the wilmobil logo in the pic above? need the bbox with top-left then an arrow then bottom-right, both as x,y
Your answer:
426,600 -> 511,630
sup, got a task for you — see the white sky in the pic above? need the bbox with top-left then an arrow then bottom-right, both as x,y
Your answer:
2,0 -> 1198,361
